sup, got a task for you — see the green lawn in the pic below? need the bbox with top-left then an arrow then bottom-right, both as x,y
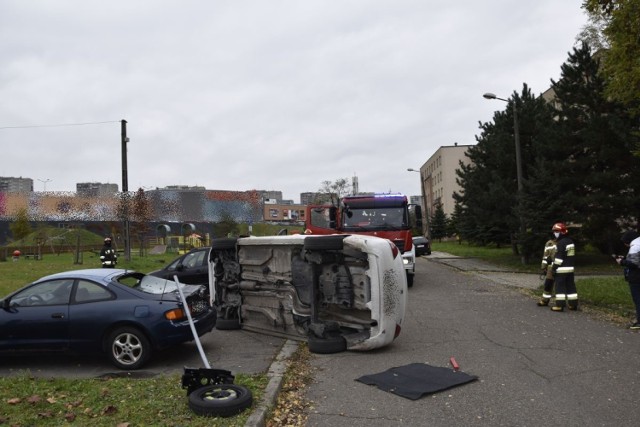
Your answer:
0,250 -> 267,426
0,251 -> 171,296
0,373 -> 266,426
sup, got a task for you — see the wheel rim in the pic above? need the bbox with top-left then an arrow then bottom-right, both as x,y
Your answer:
112,332 -> 143,366
201,387 -> 239,402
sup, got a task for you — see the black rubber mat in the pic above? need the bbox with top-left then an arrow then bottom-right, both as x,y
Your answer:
356,362 -> 477,400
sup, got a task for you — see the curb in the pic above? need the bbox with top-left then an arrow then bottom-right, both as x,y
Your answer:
245,339 -> 300,427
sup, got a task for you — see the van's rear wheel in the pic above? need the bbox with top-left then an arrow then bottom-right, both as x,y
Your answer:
304,235 -> 346,251
210,238 -> 237,251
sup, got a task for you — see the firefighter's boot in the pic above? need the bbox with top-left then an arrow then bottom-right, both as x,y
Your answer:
537,298 -> 549,307
551,305 -> 564,312
538,279 -> 554,307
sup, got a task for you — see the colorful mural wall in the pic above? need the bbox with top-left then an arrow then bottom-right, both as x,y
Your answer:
0,189 -> 264,223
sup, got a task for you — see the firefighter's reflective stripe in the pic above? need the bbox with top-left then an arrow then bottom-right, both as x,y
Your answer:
101,248 -> 117,266
556,293 -> 566,299
567,293 -> 578,301
542,292 -> 553,299
556,266 -> 574,273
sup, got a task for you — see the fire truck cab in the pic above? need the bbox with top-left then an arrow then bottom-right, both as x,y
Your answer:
305,193 -> 422,287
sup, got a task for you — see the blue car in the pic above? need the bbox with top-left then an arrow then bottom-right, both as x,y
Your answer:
0,268 -> 216,370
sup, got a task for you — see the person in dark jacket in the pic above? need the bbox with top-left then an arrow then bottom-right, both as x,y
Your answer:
615,230 -> 640,330
100,237 -> 118,268
550,222 -> 578,312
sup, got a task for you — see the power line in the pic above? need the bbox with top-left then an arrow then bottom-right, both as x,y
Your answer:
0,120 -> 120,130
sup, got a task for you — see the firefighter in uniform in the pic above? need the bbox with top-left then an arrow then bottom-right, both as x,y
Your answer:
537,236 -> 557,306
550,223 -> 578,311
100,237 -> 118,268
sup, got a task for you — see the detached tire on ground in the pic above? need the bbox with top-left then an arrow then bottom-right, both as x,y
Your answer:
307,334 -> 347,354
188,384 -> 253,417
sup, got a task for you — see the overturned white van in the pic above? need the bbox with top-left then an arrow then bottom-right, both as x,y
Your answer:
208,234 -> 407,353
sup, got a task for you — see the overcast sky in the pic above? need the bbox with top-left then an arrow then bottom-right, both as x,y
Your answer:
0,1 -> 587,202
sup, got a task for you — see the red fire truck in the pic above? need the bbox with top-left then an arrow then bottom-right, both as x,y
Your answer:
305,193 -> 422,287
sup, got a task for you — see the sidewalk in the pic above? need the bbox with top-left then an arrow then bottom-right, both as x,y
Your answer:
427,250 -> 544,290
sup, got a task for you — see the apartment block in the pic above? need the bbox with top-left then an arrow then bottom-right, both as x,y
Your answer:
419,143 -> 472,219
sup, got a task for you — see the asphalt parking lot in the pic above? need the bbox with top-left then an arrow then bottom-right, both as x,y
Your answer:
0,326 -> 286,379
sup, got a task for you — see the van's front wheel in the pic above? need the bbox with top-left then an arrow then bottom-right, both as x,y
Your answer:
307,334 -> 347,354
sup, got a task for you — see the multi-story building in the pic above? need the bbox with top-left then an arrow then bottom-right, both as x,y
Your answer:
0,180 -> 310,225
76,182 -> 119,197
300,192 -> 335,205
409,195 -> 423,208
300,192 -> 315,205
263,203 -> 306,223
418,143 -> 473,219
0,176 -> 33,193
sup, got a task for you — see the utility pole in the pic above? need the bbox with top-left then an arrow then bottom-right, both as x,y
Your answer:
121,119 -> 131,262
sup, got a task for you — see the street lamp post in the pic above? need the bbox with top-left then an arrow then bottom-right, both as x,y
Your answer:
38,178 -> 52,192
483,92 -> 526,264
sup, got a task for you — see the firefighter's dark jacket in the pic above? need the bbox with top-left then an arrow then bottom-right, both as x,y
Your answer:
552,235 -> 575,274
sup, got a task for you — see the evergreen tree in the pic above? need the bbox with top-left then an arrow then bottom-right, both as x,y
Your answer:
455,84 -> 555,255
429,204 -> 448,242
544,42 -> 640,252
447,202 -> 462,239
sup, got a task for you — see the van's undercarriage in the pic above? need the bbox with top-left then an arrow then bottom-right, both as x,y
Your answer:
209,234 -> 406,353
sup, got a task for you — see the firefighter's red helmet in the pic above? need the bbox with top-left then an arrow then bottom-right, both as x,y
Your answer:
551,223 -> 567,234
